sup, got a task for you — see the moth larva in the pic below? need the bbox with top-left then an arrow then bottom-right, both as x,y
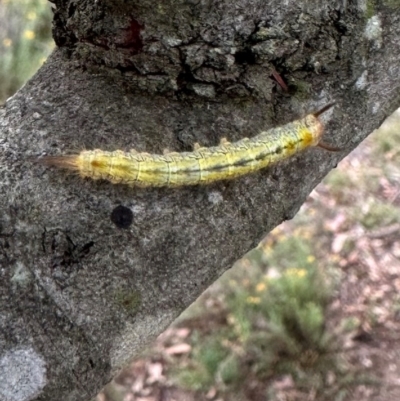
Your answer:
37,104 -> 339,187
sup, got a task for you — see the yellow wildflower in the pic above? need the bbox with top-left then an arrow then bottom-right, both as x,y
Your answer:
308,208 -> 316,216
246,296 -> 261,304
285,268 -> 296,276
259,242 -> 273,256
27,11 -> 37,20
24,30 -> 35,40
285,268 -> 307,278
307,255 -> 316,263
256,282 -> 266,292
3,38 -> 12,47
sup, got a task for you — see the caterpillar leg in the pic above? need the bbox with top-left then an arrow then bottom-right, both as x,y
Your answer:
133,151 -> 152,161
193,142 -> 208,151
219,137 -> 230,146
112,150 -> 126,156
163,148 -> 180,156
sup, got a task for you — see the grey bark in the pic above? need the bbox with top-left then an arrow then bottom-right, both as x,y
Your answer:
0,0 -> 399,400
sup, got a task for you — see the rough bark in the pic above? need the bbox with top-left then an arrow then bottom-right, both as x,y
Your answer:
0,0 -> 399,400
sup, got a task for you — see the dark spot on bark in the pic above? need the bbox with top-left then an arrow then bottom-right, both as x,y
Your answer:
235,48 -> 256,65
116,18 -> 144,54
111,205 -> 133,229
52,8 -> 78,48
176,69 -> 197,93
80,241 -> 94,256
68,2 -> 76,18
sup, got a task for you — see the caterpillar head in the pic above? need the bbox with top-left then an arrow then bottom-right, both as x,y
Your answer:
312,103 -> 341,152
303,114 -> 324,147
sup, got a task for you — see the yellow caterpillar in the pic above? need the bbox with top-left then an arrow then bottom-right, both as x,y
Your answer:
38,104 -> 339,187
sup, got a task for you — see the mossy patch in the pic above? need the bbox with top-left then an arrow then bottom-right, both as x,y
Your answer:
290,79 -> 312,101
115,290 -> 142,315
366,0 -> 376,18
384,0 -> 400,9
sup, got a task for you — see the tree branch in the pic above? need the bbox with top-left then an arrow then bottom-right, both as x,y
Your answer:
1,1 -> 399,400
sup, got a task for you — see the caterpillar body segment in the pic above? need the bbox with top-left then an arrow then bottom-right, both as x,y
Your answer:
38,106 -> 335,187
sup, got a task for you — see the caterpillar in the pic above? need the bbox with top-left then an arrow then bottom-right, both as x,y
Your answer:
37,104 -> 339,187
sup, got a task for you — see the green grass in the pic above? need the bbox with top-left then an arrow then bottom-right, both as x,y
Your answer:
358,199 -> 400,229
0,0 -> 53,103
372,111 -> 400,161
175,333 -> 235,390
172,236 -> 349,399
323,169 -> 356,203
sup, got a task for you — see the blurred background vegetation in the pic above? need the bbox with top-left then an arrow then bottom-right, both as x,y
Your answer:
0,0 -> 53,103
2,1 -> 400,401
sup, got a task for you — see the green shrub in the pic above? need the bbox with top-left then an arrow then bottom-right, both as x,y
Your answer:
0,0 -> 53,103
173,236 -> 343,399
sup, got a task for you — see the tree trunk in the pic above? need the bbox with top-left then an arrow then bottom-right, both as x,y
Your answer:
0,1 -> 399,400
